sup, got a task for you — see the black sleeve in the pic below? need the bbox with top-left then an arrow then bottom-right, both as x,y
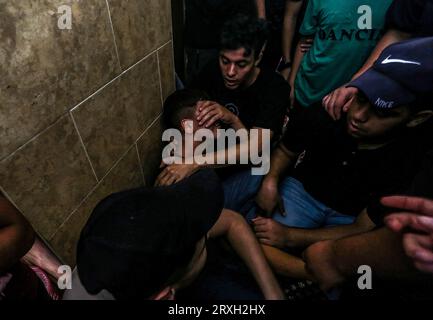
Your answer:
367,148 -> 433,226
405,149 -> 433,199
254,79 -> 291,136
385,0 -> 426,33
281,103 -> 335,153
367,198 -> 398,227
189,61 -> 219,92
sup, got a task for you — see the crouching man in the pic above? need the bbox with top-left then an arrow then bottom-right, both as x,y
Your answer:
63,169 -> 284,300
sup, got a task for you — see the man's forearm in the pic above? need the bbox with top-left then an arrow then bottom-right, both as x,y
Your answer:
256,0 -> 266,19
285,210 -> 376,248
261,245 -> 312,280
282,0 -> 303,61
287,224 -> 366,248
288,39 -> 306,86
264,144 -> 296,183
351,29 -> 412,80
332,228 -> 420,280
197,128 -> 271,171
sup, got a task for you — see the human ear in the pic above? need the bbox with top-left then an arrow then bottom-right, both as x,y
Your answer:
406,110 -> 433,128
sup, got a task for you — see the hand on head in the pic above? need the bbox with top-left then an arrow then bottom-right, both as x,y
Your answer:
322,86 -> 358,120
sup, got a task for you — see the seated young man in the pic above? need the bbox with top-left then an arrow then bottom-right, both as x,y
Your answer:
304,149 -> 433,299
251,37 -> 433,278
156,14 -> 290,213
64,169 -> 284,300
184,0 -> 265,84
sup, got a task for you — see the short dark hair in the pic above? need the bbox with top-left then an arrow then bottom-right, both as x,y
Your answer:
162,89 -> 209,128
220,14 -> 269,59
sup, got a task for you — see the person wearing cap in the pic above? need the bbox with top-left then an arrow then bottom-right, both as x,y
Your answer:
63,169 -> 284,300
323,0 -> 433,120
251,37 -> 433,278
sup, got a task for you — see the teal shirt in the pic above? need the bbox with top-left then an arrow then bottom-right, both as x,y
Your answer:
295,0 -> 393,107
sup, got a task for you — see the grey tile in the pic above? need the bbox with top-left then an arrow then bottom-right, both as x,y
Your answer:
72,53 -> 162,180
137,117 -> 164,186
49,146 -> 144,266
0,0 -> 121,159
107,0 -> 172,69
0,115 -> 97,239
158,41 -> 176,101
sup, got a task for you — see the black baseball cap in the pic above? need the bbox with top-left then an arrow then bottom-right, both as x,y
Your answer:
348,37 -> 433,110
76,169 -> 224,300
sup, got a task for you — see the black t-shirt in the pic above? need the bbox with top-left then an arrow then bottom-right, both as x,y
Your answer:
369,146 -> 433,226
407,148 -> 433,198
282,105 -> 432,220
191,62 -> 290,137
184,0 -> 257,49
386,0 -> 433,36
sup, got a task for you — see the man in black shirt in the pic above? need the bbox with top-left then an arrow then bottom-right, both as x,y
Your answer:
191,15 -> 289,138
251,38 -> 433,277
303,150 -> 433,298
184,0 -> 265,84
158,15 -> 290,212
384,148 -> 433,275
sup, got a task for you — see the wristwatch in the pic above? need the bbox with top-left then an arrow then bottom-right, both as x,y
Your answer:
277,57 -> 292,72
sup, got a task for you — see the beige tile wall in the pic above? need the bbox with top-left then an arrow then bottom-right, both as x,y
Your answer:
0,0 -> 175,266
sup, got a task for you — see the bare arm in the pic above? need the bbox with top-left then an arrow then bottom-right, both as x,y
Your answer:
281,0 -> 304,72
255,143 -> 298,214
333,228 -> 417,278
323,29 -> 412,120
287,38 -> 309,106
287,209 -> 376,248
263,144 -> 297,183
208,209 -> 285,300
256,0 -> 266,19
304,227 -> 421,291
0,194 -> 35,274
261,245 -> 312,279
193,101 -> 271,167
155,127 -> 274,186
351,29 -> 412,80
288,38 -> 307,89
201,127 -> 273,169
254,209 -> 376,249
